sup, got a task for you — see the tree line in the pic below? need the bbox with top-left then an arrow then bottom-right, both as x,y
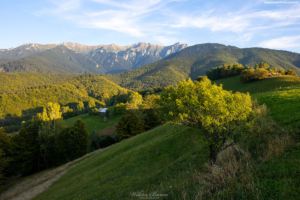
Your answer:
206,62 -> 297,82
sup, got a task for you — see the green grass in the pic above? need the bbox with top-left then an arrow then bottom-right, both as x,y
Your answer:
64,106 -> 123,134
213,75 -> 300,94
252,85 -> 300,129
34,124 -> 208,200
252,144 -> 300,199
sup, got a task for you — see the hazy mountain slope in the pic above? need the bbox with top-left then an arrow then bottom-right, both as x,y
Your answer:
0,46 -> 105,74
163,43 -> 232,60
0,42 -> 188,74
0,43 -> 57,60
0,58 -> 13,65
106,47 -> 300,91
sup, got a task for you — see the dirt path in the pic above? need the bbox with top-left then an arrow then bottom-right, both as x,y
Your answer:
0,148 -> 108,200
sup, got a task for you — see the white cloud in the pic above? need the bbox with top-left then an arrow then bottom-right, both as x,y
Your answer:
37,0 -> 300,47
259,35 -> 300,49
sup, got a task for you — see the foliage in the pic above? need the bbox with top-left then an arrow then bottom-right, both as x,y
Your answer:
77,101 -> 85,114
279,67 -> 286,75
9,126 -> 40,175
158,77 -> 253,162
116,111 -> 144,140
142,109 -> 163,131
114,103 -> 126,114
89,128 -> 102,152
88,99 -> 96,110
0,148 -> 11,181
194,76 -> 204,82
285,69 -> 297,76
259,62 -> 270,69
67,119 -> 89,160
98,135 -> 115,148
240,68 -> 268,82
127,92 -> 143,109
206,63 -> 245,80
0,73 -> 130,133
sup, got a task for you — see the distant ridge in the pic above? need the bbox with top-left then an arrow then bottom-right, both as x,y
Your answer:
0,42 -> 188,74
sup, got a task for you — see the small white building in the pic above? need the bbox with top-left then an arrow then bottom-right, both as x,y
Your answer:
98,108 -> 108,114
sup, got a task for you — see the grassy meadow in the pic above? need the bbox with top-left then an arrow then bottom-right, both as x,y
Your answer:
212,75 -> 300,94
34,124 -> 209,200
64,106 -> 122,134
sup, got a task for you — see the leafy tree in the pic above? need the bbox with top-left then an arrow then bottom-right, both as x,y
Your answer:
128,92 -> 143,109
9,126 -> 40,175
255,64 -> 259,70
88,99 -> 96,110
143,109 -> 163,131
115,103 -> 126,114
116,111 -> 144,140
279,67 -> 286,75
0,128 -> 11,180
285,69 -> 297,76
34,103 -> 64,168
77,101 -> 85,114
0,148 -> 11,180
195,76 -> 204,82
158,77 -> 253,162
89,128 -> 102,151
68,119 -> 89,160
259,62 -> 270,69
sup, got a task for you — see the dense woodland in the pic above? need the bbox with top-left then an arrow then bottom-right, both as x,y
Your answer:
0,73 -> 132,133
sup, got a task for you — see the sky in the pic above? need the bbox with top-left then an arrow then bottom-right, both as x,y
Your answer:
0,0 -> 300,53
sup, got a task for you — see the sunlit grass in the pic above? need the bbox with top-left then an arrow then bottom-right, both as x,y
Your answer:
64,106 -> 122,134
213,75 -> 300,94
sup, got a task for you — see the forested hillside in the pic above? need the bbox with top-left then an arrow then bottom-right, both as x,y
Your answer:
0,46 -> 106,74
106,47 -> 300,90
0,73 -> 131,133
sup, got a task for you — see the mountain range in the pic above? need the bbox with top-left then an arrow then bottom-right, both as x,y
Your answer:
0,42 -> 188,74
105,44 -> 300,90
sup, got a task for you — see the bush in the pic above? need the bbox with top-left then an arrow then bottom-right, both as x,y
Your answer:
285,69 -> 297,76
115,103 -> 126,114
116,111 -> 144,140
143,109 -> 163,130
240,68 -> 268,82
98,135 -> 115,148
195,76 -> 204,82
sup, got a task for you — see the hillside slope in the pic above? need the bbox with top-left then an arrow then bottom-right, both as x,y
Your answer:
0,73 -> 130,133
212,75 -> 300,94
106,48 -> 300,90
34,124 -> 207,200
0,46 -> 106,74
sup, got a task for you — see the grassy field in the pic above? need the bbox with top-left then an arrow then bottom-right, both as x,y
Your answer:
213,75 -> 300,129
64,106 -> 123,134
252,85 -> 300,129
212,75 -> 300,94
34,124 -> 208,200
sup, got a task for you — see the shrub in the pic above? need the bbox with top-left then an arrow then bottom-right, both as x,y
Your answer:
285,69 -> 297,76
240,68 -> 268,82
98,135 -> 115,148
116,111 -> 144,140
115,103 -> 126,114
195,76 -> 204,82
